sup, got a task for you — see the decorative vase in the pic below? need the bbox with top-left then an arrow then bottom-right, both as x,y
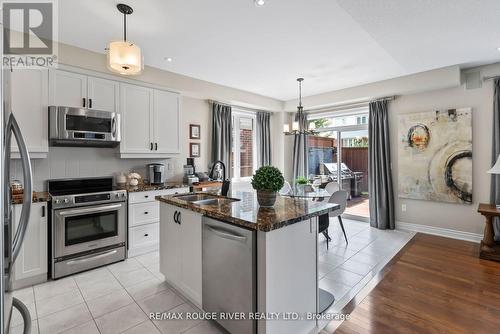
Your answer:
257,190 -> 277,207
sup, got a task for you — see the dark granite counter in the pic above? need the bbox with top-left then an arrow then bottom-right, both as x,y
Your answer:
12,191 -> 50,204
116,183 -> 189,193
156,191 -> 339,232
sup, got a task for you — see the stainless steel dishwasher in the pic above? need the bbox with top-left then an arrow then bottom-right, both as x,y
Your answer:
202,217 -> 256,334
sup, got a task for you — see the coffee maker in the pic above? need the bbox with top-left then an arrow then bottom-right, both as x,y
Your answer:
147,163 -> 166,184
183,158 -> 199,185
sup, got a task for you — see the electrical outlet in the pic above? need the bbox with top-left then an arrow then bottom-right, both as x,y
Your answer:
401,204 -> 407,212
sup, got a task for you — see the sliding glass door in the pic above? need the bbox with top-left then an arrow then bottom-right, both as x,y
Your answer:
308,110 -> 369,221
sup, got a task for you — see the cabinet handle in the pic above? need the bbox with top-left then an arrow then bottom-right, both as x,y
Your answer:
41,205 -> 45,217
173,210 -> 178,223
89,98 -> 92,109
82,98 -> 86,107
150,142 -> 153,150
145,195 -> 149,198
144,233 -> 149,237
144,211 -> 148,215
178,212 -> 181,224
155,143 -> 158,151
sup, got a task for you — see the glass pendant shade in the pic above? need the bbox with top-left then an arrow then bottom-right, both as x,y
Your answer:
283,124 -> 290,133
107,41 -> 143,75
292,121 -> 300,131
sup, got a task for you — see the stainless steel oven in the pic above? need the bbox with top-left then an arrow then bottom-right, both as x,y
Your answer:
49,178 -> 127,279
49,106 -> 121,147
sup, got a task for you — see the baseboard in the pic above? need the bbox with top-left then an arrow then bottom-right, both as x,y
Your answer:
396,221 -> 482,243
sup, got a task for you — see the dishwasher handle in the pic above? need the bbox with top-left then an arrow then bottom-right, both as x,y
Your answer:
205,224 -> 247,242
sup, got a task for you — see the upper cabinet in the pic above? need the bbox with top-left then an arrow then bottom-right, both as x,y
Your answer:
120,83 -> 181,158
49,69 -> 119,113
11,68 -> 49,158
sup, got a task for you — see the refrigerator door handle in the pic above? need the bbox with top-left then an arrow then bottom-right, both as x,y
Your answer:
6,113 -> 33,263
12,297 -> 32,334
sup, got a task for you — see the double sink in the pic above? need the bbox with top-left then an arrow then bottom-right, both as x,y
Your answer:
174,193 -> 240,206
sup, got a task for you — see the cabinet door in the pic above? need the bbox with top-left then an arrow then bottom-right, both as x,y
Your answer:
153,90 -> 180,154
159,204 -> 180,284
49,70 -> 87,108
11,68 -> 49,154
87,77 -> 119,113
177,208 -> 202,305
12,203 -> 48,283
120,83 -> 154,154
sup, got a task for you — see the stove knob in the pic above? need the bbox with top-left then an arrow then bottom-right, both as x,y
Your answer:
54,199 -> 60,204
121,193 -> 126,198
115,193 -> 120,198
63,198 -> 69,203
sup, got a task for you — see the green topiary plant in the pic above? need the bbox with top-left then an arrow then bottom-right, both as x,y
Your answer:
295,176 -> 308,185
251,166 -> 285,192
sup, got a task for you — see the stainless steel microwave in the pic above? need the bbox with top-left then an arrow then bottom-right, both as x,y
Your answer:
49,106 -> 121,147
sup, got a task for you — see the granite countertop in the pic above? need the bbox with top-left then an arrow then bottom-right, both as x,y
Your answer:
12,191 -> 50,204
116,182 -> 189,193
156,191 -> 339,232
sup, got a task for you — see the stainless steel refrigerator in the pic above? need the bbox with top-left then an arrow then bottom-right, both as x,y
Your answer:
1,26 -> 34,334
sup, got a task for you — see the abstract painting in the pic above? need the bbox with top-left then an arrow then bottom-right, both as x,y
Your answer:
398,108 -> 472,204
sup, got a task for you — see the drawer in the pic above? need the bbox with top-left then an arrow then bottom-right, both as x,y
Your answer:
129,223 -> 159,250
129,202 -> 159,227
128,188 -> 190,204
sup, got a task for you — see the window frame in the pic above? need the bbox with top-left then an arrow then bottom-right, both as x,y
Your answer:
231,109 -> 258,181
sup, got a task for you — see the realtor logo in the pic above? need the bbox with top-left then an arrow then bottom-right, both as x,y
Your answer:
3,0 -> 58,68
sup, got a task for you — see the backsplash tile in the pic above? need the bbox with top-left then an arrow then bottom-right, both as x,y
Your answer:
10,147 -> 176,191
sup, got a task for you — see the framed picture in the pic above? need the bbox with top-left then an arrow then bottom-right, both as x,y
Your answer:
190,143 -> 200,157
190,124 -> 201,139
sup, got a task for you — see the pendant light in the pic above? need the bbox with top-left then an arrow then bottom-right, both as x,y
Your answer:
284,78 -> 314,135
107,4 -> 143,76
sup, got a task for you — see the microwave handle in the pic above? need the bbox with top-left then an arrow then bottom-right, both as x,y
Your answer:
111,116 -> 117,138
57,203 -> 123,216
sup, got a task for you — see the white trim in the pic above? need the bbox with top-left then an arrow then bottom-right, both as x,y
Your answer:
396,221 -> 482,243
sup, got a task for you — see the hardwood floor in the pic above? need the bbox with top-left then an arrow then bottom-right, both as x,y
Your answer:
334,233 -> 500,334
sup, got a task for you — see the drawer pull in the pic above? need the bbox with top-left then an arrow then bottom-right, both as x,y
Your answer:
144,211 -> 149,214
145,195 -> 149,198
144,233 -> 149,237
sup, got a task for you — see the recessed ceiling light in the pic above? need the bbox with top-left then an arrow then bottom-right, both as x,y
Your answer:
255,0 -> 265,7
165,57 -> 173,62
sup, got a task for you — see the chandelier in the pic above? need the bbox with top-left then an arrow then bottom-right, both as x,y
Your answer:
283,78 -> 316,135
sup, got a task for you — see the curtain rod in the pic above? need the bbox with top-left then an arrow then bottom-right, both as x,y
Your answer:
305,95 -> 396,114
208,99 -> 270,114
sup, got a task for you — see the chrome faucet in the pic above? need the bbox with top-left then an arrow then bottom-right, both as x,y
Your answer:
209,160 -> 230,196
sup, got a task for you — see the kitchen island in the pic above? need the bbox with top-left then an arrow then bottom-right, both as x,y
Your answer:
156,191 -> 339,334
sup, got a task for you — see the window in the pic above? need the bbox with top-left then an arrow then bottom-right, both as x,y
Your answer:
231,111 -> 257,180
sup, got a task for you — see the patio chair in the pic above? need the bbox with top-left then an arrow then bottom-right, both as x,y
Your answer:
279,181 -> 292,195
319,190 -> 349,248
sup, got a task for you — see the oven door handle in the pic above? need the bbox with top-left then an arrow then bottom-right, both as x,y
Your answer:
57,203 -> 123,216
65,249 -> 118,266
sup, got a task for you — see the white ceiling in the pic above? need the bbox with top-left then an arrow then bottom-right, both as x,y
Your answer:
58,0 -> 500,101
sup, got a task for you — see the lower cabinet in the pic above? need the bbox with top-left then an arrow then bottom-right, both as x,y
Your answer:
127,188 -> 188,257
160,204 -> 203,306
12,202 -> 48,289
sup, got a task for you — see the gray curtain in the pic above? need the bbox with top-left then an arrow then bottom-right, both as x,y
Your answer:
211,102 -> 232,178
292,112 -> 308,183
256,112 -> 271,167
491,80 -> 500,242
368,100 -> 395,229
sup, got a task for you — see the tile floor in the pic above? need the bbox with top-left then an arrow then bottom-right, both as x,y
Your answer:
11,218 -> 414,334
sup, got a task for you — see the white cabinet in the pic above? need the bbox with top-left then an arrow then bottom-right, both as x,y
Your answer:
11,68 -> 49,158
12,202 -> 48,289
128,188 -> 189,257
49,69 -> 119,113
120,83 -> 154,154
160,204 -> 203,306
120,83 -> 181,158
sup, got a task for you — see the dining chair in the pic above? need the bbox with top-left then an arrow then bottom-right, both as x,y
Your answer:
279,181 -> 292,195
325,181 -> 340,195
325,190 -> 349,246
